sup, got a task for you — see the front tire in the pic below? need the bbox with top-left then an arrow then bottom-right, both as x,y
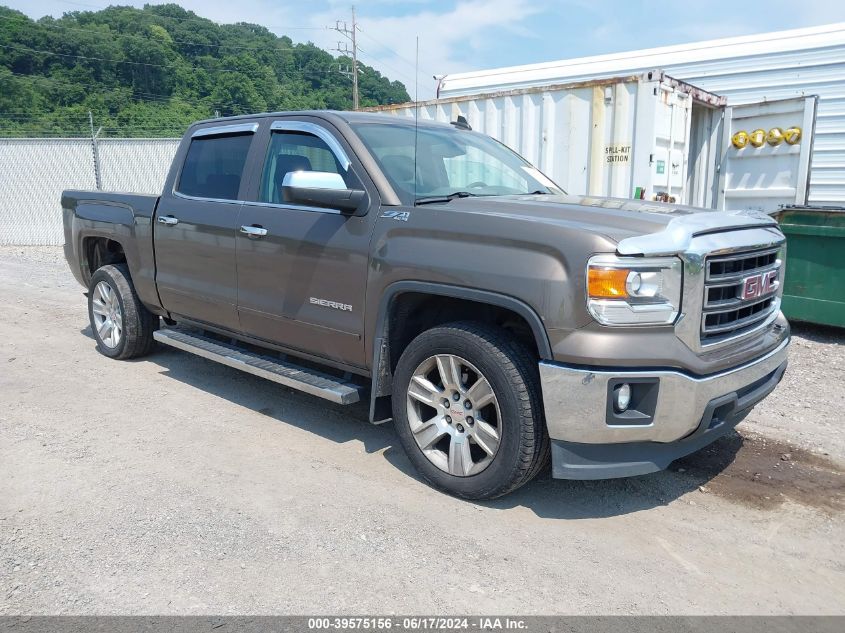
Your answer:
392,322 -> 549,500
88,264 -> 157,360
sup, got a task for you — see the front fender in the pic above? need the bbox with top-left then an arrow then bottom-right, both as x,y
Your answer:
366,280 -> 554,423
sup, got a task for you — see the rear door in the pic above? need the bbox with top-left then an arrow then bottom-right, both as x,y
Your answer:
154,123 -> 257,330
235,118 -> 376,369
717,96 -> 817,213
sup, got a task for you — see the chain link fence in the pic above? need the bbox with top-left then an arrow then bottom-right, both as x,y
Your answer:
0,137 -> 180,245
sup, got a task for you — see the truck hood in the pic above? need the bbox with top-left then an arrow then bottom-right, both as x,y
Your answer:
438,194 -> 779,255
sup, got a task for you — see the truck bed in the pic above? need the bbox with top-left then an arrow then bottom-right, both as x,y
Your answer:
62,190 -> 160,223
61,189 -> 161,306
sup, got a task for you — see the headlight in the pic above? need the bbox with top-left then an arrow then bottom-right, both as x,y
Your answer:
587,255 -> 682,326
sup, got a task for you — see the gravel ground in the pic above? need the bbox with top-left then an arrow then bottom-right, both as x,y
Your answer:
1,246 -> 844,615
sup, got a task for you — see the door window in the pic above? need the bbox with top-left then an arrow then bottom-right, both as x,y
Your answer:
176,133 -> 253,201
259,131 -> 356,204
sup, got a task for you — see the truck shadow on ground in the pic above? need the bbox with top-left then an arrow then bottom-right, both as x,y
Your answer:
90,328 -> 843,519
138,342 -> 771,520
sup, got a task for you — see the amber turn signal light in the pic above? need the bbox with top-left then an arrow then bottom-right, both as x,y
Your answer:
588,268 -> 630,298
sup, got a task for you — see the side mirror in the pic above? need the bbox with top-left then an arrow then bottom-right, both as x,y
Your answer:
281,171 -> 367,214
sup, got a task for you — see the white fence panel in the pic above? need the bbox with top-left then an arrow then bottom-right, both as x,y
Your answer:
0,139 -> 96,245
0,138 -> 180,245
98,138 -> 180,194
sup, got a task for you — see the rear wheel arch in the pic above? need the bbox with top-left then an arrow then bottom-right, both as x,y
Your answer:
81,235 -> 128,285
368,281 -> 552,422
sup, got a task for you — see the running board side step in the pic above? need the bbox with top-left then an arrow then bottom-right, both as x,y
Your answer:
153,329 -> 362,405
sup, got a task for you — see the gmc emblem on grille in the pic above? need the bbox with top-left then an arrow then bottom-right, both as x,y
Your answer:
741,270 -> 779,300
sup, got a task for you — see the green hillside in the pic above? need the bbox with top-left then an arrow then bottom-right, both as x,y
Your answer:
0,3 -> 410,137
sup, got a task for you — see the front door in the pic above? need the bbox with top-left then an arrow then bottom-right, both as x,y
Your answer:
154,125 -> 257,331
235,119 -> 374,368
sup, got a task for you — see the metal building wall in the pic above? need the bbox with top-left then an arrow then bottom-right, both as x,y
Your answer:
0,138 -> 179,245
438,23 -> 845,205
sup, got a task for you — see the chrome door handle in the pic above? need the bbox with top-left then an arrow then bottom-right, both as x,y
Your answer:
157,215 -> 179,226
240,225 -> 268,238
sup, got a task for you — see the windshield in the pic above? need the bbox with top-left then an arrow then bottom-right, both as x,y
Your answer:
351,122 -> 564,205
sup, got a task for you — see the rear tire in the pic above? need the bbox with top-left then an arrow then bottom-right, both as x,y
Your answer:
88,264 -> 158,360
392,321 -> 549,500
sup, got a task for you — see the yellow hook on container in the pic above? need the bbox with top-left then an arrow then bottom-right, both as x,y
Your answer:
767,127 -> 785,146
749,129 -> 766,147
784,126 -> 802,145
732,130 -> 749,149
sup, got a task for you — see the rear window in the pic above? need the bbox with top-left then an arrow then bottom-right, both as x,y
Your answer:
176,133 -> 253,201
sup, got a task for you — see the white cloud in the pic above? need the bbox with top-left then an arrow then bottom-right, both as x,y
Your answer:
308,0 -> 546,99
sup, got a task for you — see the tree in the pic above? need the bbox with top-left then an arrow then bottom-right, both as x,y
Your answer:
0,3 -> 410,137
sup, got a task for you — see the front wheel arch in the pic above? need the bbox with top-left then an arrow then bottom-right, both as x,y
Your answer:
368,281 -> 553,423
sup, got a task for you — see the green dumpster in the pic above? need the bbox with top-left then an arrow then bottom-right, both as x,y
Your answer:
773,206 -> 845,328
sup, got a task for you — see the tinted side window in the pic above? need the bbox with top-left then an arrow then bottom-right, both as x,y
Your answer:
176,133 -> 253,201
259,131 -> 355,204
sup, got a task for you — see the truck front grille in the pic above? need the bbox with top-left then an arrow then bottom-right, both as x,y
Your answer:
700,247 -> 781,344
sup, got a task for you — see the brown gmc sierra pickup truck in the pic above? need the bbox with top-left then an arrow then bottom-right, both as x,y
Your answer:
62,110 -> 790,499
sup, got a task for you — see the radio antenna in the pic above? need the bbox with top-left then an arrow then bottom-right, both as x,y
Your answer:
413,35 -> 419,205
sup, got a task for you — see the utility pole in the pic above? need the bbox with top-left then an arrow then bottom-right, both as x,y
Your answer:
350,6 -> 359,110
332,6 -> 360,110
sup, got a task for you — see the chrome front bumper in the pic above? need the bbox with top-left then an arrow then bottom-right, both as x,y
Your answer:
539,338 -> 790,445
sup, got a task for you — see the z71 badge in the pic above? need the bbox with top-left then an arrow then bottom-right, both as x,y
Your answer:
380,210 -> 410,222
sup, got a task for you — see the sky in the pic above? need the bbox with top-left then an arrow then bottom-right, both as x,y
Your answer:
8,0 -> 845,99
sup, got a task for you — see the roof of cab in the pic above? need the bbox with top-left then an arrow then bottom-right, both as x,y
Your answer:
190,109 -> 455,130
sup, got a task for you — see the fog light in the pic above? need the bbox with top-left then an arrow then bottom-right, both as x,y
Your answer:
614,383 -> 631,412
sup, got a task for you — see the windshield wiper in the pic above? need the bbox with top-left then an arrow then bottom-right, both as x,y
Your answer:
414,191 -> 479,206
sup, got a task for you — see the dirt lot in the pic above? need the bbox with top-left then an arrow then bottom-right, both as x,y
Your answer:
1,246 -> 844,615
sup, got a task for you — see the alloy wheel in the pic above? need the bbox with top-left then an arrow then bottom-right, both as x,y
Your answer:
91,281 -> 123,348
405,354 -> 502,476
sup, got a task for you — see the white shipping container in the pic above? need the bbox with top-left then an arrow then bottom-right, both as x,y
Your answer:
436,22 -> 844,206
365,72 -> 816,212
367,73 -> 721,204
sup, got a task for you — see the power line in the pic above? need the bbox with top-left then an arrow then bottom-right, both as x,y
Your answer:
1,52 -> 410,117
333,21 -> 417,91
0,113 -> 195,125
0,71 -> 254,111
355,49 -> 417,86
0,7 -> 412,120
0,43 -> 357,91
356,29 -> 418,70
1,40 -> 364,78
0,109 -> 202,124
0,14 -> 303,55
45,0 -> 327,32
1,71 -> 193,103
1,42 -> 249,75
1,71 -> 185,104
2,7 -> 413,91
